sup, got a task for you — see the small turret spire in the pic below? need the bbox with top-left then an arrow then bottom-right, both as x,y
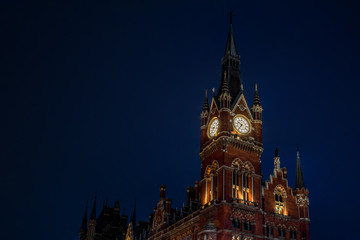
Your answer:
218,72 -> 231,109
252,83 -> 261,106
202,90 -> 209,111
295,148 -> 306,189
80,200 -> 88,230
90,191 -> 97,220
131,199 -> 136,227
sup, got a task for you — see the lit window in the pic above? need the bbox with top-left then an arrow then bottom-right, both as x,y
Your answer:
242,169 -> 250,202
274,186 -> 286,215
232,170 -> 240,198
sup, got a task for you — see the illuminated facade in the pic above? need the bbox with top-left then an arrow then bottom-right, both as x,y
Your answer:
79,15 -> 310,240
148,15 -> 310,240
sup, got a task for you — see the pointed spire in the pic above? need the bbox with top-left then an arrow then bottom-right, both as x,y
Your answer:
131,199 -> 136,227
295,148 -> 306,189
90,191 -> 97,220
221,11 -> 242,106
252,83 -> 261,106
225,9 -> 237,56
218,72 -> 231,109
80,200 -> 88,230
275,147 -> 279,157
202,90 -> 209,112
220,72 -> 230,94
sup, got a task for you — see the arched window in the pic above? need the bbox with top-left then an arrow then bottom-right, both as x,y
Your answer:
205,161 -> 219,203
274,185 -> 286,215
231,159 -> 242,199
279,228 -> 285,237
290,230 -> 296,239
266,225 -> 273,237
242,161 -> 254,203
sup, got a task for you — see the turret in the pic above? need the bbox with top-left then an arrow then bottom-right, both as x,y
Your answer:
218,74 -> 231,110
294,149 -> 310,238
251,83 -> 263,143
131,200 -> 137,227
87,193 -> 97,240
251,83 -> 262,121
201,90 -> 209,126
79,201 -> 88,240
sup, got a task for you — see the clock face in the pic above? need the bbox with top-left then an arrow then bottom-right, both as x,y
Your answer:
208,118 -> 219,138
233,115 -> 250,134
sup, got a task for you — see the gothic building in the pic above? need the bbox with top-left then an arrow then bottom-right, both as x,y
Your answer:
79,15 -> 310,240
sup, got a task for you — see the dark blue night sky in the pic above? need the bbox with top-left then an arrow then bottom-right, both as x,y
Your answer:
1,1 -> 359,239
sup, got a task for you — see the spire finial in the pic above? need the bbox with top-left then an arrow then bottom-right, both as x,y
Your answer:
202,89 -> 210,112
131,198 -> 137,227
252,83 -> 261,107
295,147 -> 306,189
90,190 -> 97,220
274,147 -> 281,172
80,200 -> 88,230
229,9 -> 233,24
297,145 -> 300,158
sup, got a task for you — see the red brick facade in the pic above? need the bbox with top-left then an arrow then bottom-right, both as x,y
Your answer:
148,18 -> 310,240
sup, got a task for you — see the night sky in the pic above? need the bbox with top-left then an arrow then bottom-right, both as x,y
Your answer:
1,1 -> 359,239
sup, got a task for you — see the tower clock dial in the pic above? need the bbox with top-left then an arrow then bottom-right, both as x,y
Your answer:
208,118 -> 219,138
233,115 -> 250,134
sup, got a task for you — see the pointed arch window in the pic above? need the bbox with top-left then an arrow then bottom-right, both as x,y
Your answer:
274,185 -> 286,215
205,161 -> 219,203
242,169 -> 250,201
231,159 -> 242,199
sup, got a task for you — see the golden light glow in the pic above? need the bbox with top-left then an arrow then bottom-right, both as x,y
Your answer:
233,114 -> 251,135
208,117 -> 219,138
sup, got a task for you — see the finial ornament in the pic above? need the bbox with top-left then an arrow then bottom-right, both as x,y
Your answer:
228,9 -> 234,24
274,147 -> 281,173
255,83 -> 258,91
205,89 -> 208,98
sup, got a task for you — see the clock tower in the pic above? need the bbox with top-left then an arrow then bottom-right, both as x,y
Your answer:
199,17 -> 263,206
147,13 -> 309,240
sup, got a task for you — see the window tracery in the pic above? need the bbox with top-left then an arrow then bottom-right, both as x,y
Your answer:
274,185 -> 286,215
205,161 -> 219,203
